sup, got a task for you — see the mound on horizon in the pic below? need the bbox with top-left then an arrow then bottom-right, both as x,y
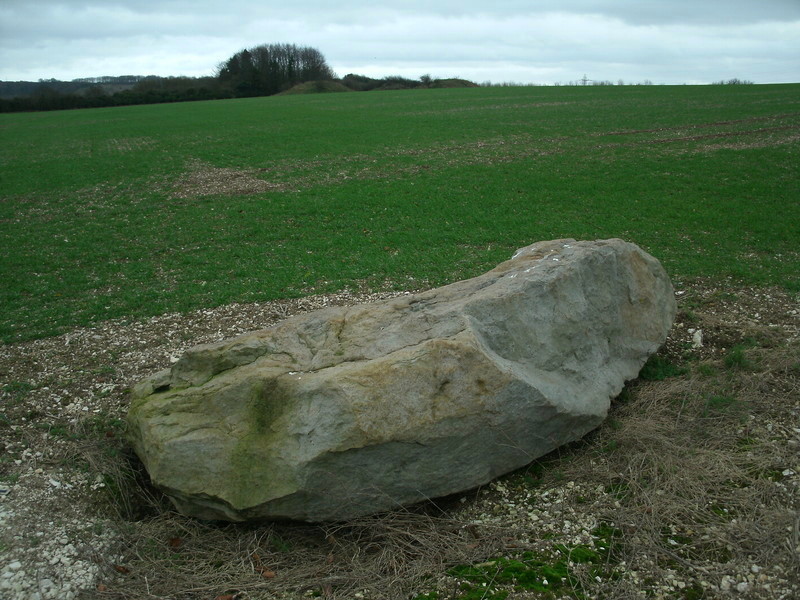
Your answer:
375,78 -> 479,90
430,78 -> 480,88
279,77 -> 478,95
278,80 -> 353,95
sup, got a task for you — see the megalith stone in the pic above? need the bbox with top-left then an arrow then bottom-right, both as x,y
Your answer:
127,239 -> 676,522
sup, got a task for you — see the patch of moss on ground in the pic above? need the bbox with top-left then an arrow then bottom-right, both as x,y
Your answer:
444,523 -> 621,599
639,354 -> 689,380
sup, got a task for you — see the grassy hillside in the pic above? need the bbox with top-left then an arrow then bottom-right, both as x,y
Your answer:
1,84 -> 798,342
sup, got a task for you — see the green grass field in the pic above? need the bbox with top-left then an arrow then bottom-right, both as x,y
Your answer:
1,84 -> 798,343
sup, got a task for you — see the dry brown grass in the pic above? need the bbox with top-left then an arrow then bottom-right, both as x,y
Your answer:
521,335 -> 799,599
89,493 -> 509,599
80,288 -> 798,600
2,282 -> 797,599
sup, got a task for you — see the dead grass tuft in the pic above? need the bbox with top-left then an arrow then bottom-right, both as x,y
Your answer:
91,498 -> 506,599
550,338 -> 800,596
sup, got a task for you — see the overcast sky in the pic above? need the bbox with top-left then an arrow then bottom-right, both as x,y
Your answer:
1,0 -> 798,85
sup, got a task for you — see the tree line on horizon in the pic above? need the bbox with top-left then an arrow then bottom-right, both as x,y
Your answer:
0,42 -> 756,113
0,44 -> 338,112
0,43 -> 470,113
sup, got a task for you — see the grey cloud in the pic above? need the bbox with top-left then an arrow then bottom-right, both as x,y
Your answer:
5,0 -> 800,28
1,0 -> 798,84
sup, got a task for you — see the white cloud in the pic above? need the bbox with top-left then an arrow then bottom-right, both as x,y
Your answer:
0,1 -> 798,83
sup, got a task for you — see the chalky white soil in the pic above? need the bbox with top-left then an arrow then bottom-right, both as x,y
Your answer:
1,291 -> 399,599
1,283 -> 798,599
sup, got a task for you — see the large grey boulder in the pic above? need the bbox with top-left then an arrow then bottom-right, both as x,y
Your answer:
127,239 -> 676,522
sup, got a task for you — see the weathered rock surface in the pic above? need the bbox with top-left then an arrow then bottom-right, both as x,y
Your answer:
127,239 -> 676,522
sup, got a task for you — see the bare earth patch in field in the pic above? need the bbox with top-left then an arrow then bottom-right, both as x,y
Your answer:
165,113 -> 800,201
105,138 -> 156,154
1,280 -> 798,599
172,160 -> 287,198
596,113 -> 800,155
177,135 -> 557,196
400,101 -> 575,116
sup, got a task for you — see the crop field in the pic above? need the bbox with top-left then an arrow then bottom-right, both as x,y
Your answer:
1,84 -> 799,600
1,83 -> 799,342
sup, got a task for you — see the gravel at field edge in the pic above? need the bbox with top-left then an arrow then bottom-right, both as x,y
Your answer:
1,282 -> 798,600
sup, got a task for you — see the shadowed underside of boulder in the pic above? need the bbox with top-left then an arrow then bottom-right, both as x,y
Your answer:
127,239 -> 676,522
